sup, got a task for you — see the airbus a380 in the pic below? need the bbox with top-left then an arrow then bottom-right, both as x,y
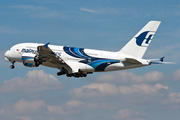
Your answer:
5,21 -> 170,78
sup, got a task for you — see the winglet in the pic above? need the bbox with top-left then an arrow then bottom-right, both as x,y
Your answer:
160,56 -> 165,62
44,42 -> 50,49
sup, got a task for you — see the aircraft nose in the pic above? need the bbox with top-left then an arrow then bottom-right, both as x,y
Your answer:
5,50 -> 9,57
5,50 -> 10,61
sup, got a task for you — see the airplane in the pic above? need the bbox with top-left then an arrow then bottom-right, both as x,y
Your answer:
4,21 -> 170,78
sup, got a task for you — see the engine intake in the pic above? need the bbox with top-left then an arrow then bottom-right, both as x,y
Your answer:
22,53 -> 42,67
22,53 -> 36,63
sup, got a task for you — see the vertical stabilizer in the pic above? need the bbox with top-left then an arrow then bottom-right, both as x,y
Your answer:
119,21 -> 161,58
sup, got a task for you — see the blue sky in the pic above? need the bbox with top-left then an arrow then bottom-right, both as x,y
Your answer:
1,0 -> 180,120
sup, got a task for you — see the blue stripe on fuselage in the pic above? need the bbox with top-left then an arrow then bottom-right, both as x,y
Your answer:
63,46 -> 120,71
88,60 -> 120,69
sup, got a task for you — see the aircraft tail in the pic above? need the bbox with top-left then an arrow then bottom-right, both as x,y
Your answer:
119,21 -> 161,58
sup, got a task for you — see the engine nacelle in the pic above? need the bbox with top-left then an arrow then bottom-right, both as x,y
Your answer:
22,53 -> 36,63
22,53 -> 39,67
23,62 -> 37,67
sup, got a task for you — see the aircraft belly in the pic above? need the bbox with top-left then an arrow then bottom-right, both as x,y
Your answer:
104,63 -> 146,72
104,62 -> 124,71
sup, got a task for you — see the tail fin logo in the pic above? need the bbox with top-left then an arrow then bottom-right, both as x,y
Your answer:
136,31 -> 155,47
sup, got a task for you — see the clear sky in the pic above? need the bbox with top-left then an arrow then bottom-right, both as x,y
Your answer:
1,0 -> 180,120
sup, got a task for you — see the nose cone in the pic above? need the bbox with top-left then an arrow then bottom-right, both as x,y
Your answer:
5,50 -> 9,57
5,50 -> 10,61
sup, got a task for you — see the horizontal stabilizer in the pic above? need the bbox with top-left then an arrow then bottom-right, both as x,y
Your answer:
150,56 -> 175,64
151,62 -> 175,64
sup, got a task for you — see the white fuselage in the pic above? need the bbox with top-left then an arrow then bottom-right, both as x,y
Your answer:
5,43 -> 149,73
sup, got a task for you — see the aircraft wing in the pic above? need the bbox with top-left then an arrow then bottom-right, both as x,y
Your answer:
37,43 -> 79,73
37,42 -> 55,55
37,43 -> 64,64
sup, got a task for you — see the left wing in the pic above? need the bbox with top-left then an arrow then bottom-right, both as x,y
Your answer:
37,42 -> 55,55
36,43 -> 82,74
37,43 -> 65,66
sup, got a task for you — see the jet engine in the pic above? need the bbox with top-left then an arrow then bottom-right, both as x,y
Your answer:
22,53 -> 42,67
23,62 -> 37,67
